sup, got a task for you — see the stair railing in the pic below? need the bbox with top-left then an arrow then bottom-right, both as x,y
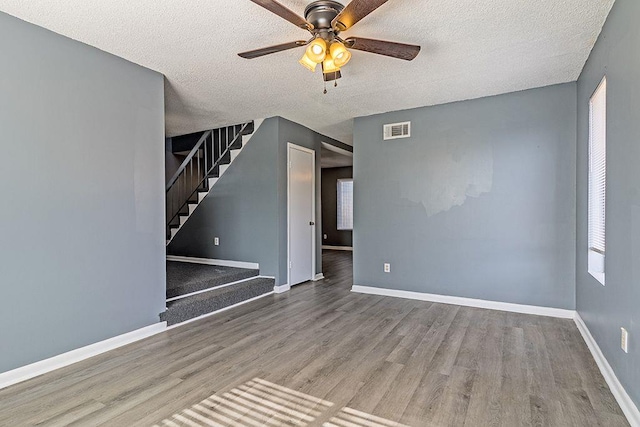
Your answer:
166,122 -> 251,230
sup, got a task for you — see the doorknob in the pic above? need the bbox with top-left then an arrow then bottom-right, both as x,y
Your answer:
309,221 -> 315,226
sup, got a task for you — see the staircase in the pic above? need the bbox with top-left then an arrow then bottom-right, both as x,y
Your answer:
166,119 -> 264,244
161,261 -> 274,326
163,119 -> 272,326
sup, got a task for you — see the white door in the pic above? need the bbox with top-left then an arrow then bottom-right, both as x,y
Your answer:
288,144 -> 315,286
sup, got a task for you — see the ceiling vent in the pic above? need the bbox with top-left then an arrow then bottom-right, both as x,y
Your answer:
383,121 -> 411,140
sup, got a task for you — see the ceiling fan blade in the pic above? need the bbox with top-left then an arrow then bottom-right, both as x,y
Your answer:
238,41 -> 308,59
344,37 -> 421,61
249,0 -> 313,30
332,0 -> 389,32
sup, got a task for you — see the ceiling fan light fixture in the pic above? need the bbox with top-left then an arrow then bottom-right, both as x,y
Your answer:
322,55 -> 340,74
240,0 -> 422,92
330,42 -> 352,67
306,38 -> 327,63
299,52 -> 318,72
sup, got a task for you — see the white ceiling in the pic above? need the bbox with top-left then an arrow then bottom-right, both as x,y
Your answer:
0,0 -> 614,144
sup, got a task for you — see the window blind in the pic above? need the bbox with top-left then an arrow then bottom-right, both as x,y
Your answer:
588,77 -> 606,256
337,179 -> 353,231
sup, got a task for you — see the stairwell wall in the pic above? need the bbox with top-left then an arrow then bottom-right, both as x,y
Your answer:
167,118 -> 281,279
0,12 -> 166,373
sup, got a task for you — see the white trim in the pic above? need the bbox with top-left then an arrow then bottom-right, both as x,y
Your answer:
588,249 -> 606,286
166,292 -> 274,330
313,273 -> 324,281
274,284 -> 291,294
287,142 -> 317,288
321,142 -> 353,157
575,314 -> 640,426
350,285 -> 575,319
166,255 -> 259,270
0,322 -> 167,390
166,275 -> 274,302
322,245 -> 353,251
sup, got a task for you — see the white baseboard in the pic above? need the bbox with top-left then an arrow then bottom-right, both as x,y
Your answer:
350,285 -> 575,319
313,273 -> 324,281
167,292 -> 274,330
322,245 -> 353,251
274,284 -> 291,294
575,314 -> 640,426
166,255 -> 259,270
0,322 -> 167,390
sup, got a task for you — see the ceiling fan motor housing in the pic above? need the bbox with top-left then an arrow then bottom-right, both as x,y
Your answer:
304,0 -> 345,39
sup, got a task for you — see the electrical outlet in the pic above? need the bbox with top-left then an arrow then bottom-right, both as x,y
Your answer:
621,327 -> 629,353
214,237 -> 219,246
384,263 -> 391,273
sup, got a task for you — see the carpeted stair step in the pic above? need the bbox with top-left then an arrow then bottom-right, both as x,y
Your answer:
166,261 -> 259,299
160,277 -> 274,325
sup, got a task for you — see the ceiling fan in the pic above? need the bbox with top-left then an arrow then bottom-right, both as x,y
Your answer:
238,0 -> 421,90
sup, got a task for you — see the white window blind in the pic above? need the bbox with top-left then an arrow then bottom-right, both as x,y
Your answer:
588,77 -> 606,284
337,179 -> 353,231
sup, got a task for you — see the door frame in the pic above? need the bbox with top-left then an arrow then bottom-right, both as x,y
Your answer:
287,142 -> 316,288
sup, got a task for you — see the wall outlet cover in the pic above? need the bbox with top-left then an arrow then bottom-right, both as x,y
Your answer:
621,327 -> 629,353
384,263 -> 391,273
214,237 -> 219,246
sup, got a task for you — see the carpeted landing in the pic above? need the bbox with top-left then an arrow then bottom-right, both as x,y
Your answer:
161,261 -> 274,326
166,261 -> 259,299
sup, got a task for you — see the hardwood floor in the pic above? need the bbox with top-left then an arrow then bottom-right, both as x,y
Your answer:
0,250 -> 629,426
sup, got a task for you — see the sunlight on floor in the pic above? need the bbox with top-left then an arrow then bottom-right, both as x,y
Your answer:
153,377 -> 409,427
323,407 -> 410,427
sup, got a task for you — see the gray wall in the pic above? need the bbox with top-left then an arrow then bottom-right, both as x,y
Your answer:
168,119 -> 280,279
576,0 -> 640,409
321,167 -> 353,247
353,83 -> 577,309
0,13 -> 166,373
168,117 -> 350,285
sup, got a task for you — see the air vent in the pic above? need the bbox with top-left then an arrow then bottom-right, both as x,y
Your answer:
383,121 -> 411,140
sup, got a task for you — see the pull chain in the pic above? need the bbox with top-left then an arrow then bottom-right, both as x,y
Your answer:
322,73 -> 339,94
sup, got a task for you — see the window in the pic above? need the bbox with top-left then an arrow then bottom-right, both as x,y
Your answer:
337,179 -> 353,230
588,77 -> 607,285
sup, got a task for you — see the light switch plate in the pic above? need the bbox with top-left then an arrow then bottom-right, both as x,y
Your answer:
621,327 -> 629,353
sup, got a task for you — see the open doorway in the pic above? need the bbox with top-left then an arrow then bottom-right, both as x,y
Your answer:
320,142 -> 353,279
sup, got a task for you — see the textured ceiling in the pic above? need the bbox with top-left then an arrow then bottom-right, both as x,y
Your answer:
0,0 -> 614,144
